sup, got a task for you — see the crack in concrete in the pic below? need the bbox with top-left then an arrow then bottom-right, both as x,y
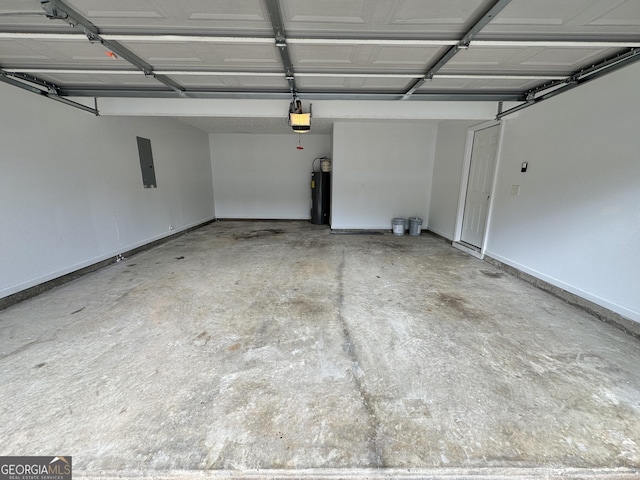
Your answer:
336,249 -> 384,468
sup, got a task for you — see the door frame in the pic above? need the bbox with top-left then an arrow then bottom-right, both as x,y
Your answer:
453,120 -> 504,259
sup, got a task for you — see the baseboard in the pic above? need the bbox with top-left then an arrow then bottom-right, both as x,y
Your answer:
217,218 -> 310,222
425,229 -> 454,244
484,255 -> 640,339
0,219 -> 216,312
330,223 -> 400,230
330,229 -> 385,235
425,226 -> 453,242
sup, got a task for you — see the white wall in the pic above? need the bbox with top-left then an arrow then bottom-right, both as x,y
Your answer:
429,120 -> 480,240
209,133 -> 331,219
331,122 -> 437,229
486,62 -> 640,323
0,82 -> 214,299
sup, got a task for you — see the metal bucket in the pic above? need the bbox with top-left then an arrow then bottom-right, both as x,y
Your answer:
409,217 -> 422,236
392,218 -> 406,236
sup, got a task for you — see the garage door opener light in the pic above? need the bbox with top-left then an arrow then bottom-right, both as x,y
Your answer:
289,98 -> 311,134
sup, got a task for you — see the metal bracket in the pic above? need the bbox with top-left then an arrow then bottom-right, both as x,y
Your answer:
0,68 -> 99,114
39,0 -> 71,22
41,0 -> 186,97
84,31 -> 100,43
403,0 -> 514,99
497,47 -> 640,120
265,0 -> 297,95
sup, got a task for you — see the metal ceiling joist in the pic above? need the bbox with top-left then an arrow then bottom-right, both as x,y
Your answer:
265,0 -> 296,95
40,0 -> 186,96
403,0 -> 513,99
0,68 -> 98,114
497,47 -> 640,119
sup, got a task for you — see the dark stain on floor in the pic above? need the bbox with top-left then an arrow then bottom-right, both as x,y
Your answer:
481,270 -> 505,279
435,292 -> 487,322
437,292 -> 468,311
234,229 -> 285,240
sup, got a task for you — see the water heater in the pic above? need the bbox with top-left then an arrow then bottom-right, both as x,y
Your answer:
310,171 -> 330,225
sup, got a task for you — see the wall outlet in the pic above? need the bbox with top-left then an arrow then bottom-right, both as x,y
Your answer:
511,185 -> 520,196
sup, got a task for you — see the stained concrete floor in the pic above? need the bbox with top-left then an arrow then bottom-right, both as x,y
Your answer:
1,221 -> 640,479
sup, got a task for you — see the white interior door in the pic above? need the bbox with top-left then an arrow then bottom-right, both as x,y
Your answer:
460,125 -> 500,249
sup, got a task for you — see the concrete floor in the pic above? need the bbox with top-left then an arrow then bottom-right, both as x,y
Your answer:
1,221 -> 639,479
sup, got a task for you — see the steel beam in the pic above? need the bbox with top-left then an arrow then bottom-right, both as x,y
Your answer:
0,69 -> 98,114
497,47 -> 640,119
42,0 -> 186,95
265,0 -> 296,94
403,0 -> 513,99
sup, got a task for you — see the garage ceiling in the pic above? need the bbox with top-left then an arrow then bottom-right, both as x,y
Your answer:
1,0 -> 639,118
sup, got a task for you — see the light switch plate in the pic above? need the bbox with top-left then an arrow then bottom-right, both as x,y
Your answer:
511,185 -> 520,196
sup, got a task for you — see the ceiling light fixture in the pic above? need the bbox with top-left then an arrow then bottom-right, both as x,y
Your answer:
290,112 -> 311,133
